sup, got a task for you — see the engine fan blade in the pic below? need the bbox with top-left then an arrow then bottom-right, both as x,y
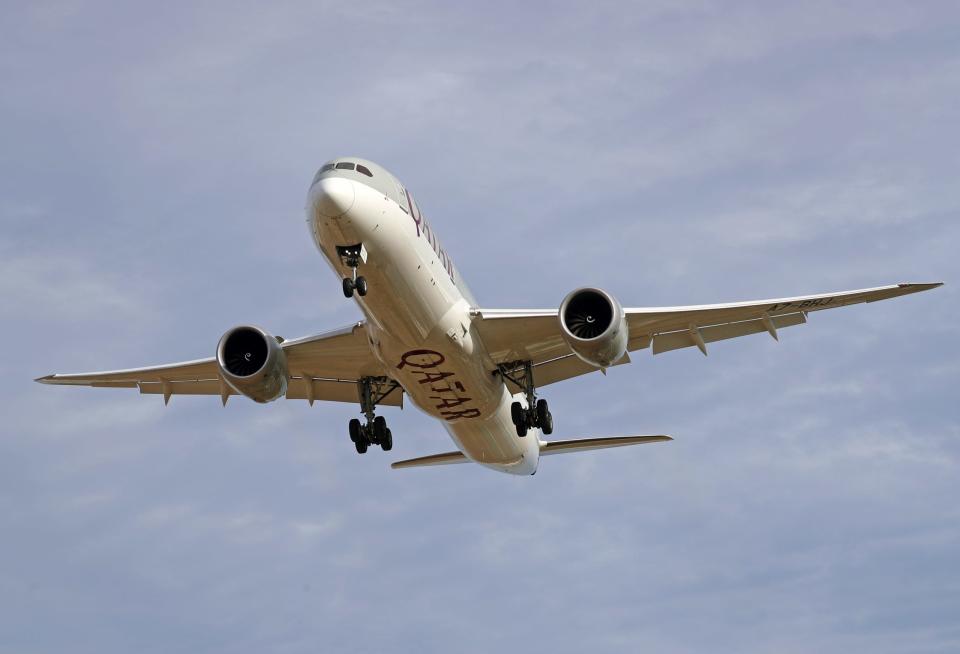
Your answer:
567,313 -> 605,338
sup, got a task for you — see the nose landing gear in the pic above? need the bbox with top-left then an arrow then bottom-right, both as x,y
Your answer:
499,360 -> 554,437
348,376 -> 400,454
342,275 -> 367,298
337,244 -> 368,298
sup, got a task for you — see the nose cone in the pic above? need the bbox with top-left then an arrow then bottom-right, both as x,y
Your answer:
311,177 -> 355,218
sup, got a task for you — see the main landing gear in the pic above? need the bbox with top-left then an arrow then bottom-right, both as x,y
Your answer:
337,244 -> 368,298
499,360 -> 554,438
349,376 -> 400,454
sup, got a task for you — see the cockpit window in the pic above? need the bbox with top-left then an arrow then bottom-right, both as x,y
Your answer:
356,164 -> 373,177
320,163 -> 335,172
335,162 -> 355,170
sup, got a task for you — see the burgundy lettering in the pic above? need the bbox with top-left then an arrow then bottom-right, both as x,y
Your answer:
432,396 -> 472,410
406,190 -> 421,237
397,349 -> 446,370
424,221 -> 435,249
441,408 -> 482,420
415,370 -> 455,385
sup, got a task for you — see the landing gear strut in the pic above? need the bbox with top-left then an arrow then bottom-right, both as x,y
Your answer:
348,376 -> 400,454
337,244 -> 368,298
499,360 -> 554,437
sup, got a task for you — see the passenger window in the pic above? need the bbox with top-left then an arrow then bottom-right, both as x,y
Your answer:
335,162 -> 355,170
321,163 -> 335,172
356,164 -> 373,177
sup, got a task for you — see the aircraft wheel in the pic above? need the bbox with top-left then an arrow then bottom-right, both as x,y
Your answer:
355,276 -> 368,296
373,416 -> 388,444
511,401 -> 523,426
536,399 -> 552,434
541,411 -> 554,435
381,428 -> 393,451
348,418 -> 362,443
516,421 -> 528,438
355,439 -> 368,454
342,278 -> 355,298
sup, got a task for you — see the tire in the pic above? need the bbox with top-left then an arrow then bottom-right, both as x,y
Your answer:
373,416 -> 387,444
516,421 -> 528,438
355,276 -> 368,296
348,418 -> 362,443
541,411 -> 554,435
355,439 -> 368,454
511,401 -> 523,426
381,428 -> 393,451
342,277 -> 354,298
536,399 -> 552,434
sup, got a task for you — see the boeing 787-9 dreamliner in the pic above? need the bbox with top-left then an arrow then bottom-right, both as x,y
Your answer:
37,158 -> 943,475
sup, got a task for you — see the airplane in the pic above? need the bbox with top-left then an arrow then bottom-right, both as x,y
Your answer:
37,157 -> 943,475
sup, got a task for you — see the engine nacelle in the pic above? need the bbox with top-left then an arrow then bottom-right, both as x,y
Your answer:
559,287 -> 629,368
216,325 -> 288,403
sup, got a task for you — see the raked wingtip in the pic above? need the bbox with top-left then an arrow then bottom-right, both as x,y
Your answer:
900,282 -> 944,290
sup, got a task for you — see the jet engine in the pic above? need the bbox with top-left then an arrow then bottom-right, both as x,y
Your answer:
216,325 -> 289,403
558,287 -> 628,368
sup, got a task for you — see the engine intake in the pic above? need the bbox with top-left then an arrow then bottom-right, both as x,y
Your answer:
216,325 -> 288,403
559,287 -> 628,368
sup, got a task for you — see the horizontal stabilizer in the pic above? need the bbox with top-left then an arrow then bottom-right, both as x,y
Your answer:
540,434 -> 672,455
391,435 -> 673,470
391,450 -> 468,469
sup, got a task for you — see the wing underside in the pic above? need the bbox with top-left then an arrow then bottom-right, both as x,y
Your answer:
472,282 -> 942,388
37,322 -> 401,407
37,283 -> 942,406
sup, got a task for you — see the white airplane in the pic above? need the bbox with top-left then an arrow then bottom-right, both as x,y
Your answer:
37,158 -> 943,475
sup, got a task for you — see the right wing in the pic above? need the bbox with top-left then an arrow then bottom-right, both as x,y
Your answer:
36,322 -> 402,407
472,282 -> 943,390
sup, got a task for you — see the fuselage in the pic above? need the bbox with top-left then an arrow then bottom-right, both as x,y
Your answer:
305,158 -> 539,475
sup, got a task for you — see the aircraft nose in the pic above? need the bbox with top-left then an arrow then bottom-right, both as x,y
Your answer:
311,177 -> 355,218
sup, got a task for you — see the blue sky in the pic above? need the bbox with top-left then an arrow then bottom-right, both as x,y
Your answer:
2,1 -> 958,652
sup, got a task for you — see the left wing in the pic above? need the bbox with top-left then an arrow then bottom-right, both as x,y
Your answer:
472,282 -> 942,390
36,322 -> 403,407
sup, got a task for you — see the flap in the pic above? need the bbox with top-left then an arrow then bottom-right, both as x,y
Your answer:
652,312 -> 806,355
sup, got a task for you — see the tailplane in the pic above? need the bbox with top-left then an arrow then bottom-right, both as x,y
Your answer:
390,450 -> 467,469
540,434 -> 672,455
390,434 -> 672,470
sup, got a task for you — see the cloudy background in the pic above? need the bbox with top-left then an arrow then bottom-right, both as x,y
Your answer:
2,1 -> 958,652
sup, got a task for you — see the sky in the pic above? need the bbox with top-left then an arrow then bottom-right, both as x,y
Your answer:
1,1 -> 958,652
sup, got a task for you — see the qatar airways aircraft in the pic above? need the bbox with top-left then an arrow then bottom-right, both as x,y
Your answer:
37,158 -> 942,475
